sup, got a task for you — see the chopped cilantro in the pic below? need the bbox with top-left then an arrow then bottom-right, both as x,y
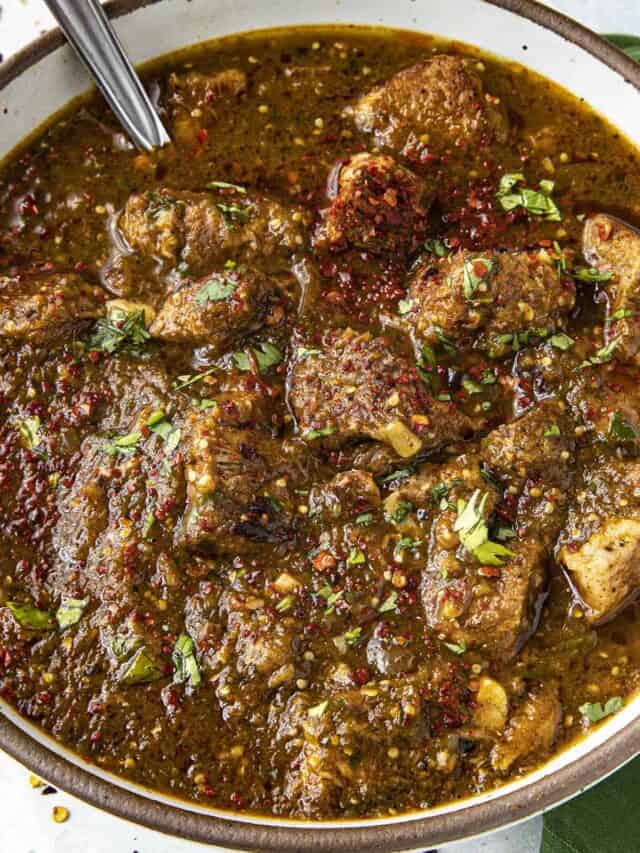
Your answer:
424,238 -> 449,257
207,180 -> 247,193
7,601 -> 54,631
455,489 -> 515,565
390,500 -> 413,524
344,626 -> 363,646
579,697 -> 623,724
194,276 -> 237,306
121,647 -> 163,685
355,512 -> 375,527
609,411 -> 637,442
308,700 -> 328,718
55,598 -> 88,630
346,548 -> 366,566
462,376 -> 484,395
549,332 -> 574,351
444,640 -> 466,655
378,591 -> 399,614
378,468 -> 413,486
296,347 -> 321,360
105,431 -> 141,456
172,632 -> 201,688
303,426 -> 336,441
90,308 -> 150,355
462,257 -> 496,301
275,595 -> 295,613
572,267 -> 613,284
233,342 -> 283,373
394,536 -> 422,556
578,336 -> 621,369
173,366 -> 217,391
496,173 -> 562,221
216,202 -> 252,225
433,325 -> 458,357
18,416 -> 42,451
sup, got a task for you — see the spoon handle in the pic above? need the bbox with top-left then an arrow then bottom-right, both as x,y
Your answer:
44,0 -> 170,151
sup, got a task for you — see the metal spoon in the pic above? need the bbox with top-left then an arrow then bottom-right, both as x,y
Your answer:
43,0 -> 170,151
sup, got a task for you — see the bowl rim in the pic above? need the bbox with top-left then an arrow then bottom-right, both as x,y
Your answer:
1,0 -> 640,849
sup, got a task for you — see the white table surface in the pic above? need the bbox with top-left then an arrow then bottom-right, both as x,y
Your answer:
0,1 -> 637,851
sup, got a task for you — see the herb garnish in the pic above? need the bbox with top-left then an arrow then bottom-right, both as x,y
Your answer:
56,598 -> 88,630
496,173 -> 562,221
462,257 -> 496,301
303,426 -> 336,441
216,202 -> 252,226
6,601 -> 55,631
579,697 -> 623,724
454,490 -> 515,566
379,591 -> 399,613
577,336 -> 621,370
90,308 -> 150,355
172,633 -> 201,688
105,430 -> 142,457
120,647 -> 164,685
444,640 -> 467,655
549,332 -> 575,351
609,411 -> 637,442
173,366 -> 217,391
572,267 -> 613,284
233,342 -> 283,372
378,468 -> 413,486
18,416 -> 42,451
194,276 -> 237,306
207,180 -> 247,193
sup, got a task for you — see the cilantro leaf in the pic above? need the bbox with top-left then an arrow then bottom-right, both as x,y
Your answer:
90,308 -> 150,355
7,601 -> 55,631
172,633 -> 201,688
55,598 -> 88,630
579,697 -> 623,724
609,411 -> 637,442
496,173 -> 562,221
233,342 -> 283,373
194,277 -> 237,306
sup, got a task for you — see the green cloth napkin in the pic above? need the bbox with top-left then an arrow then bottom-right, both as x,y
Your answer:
540,32 -> 640,853
541,756 -> 640,852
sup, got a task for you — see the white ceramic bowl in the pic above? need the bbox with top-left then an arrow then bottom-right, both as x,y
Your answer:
1,1 -> 639,849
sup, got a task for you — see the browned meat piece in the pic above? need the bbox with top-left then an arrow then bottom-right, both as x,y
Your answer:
288,329 -> 474,459
272,672 -> 431,817
419,462 -> 549,658
95,359 -> 171,433
308,469 -> 381,522
491,687 -> 562,771
353,55 -> 509,156
582,213 -> 640,364
315,153 -> 432,256
167,69 -> 247,143
385,437 -> 572,657
178,393 -> 298,554
50,403 -> 185,606
558,454 -> 640,624
402,249 -> 575,358
117,189 -> 305,274
168,69 -> 247,113
0,271 -> 106,344
481,401 -> 574,491
190,590 -> 303,721
150,266 -> 277,351
52,437 -> 110,565
567,365 -> 640,443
